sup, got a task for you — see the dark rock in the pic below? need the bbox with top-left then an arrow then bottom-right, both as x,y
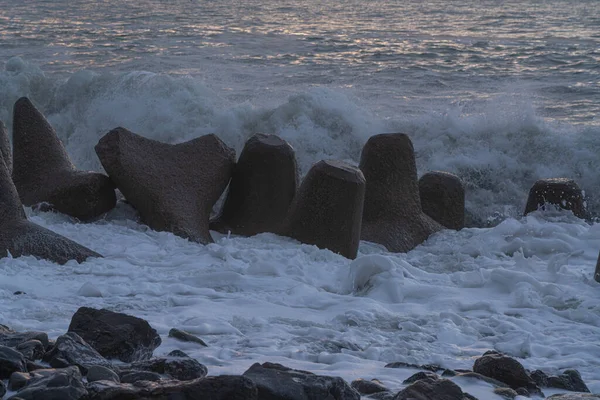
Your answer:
0,329 -> 48,349
121,371 -> 162,383
166,350 -> 189,358
455,372 -> 510,388
26,361 -> 47,371
595,251 -> 600,283
516,387 -> 530,396
350,378 -> 389,394
68,307 -> 161,363
531,369 -> 549,387
493,387 -> 519,399
13,291 -> 26,295
86,365 -> 120,383
359,133 -> 443,253
393,378 -> 466,400
442,369 -> 457,377
167,328 -> 207,347
95,127 -> 235,244
463,394 -> 479,400
0,120 -> 11,175
403,371 -> 439,384
282,160 -> 365,259
42,332 -> 113,373
15,340 -> 45,361
12,97 -> 116,221
0,345 -> 27,379
547,370 -> 590,393
0,150 -> 101,264
472,353 -> 540,394
546,396 -> 600,400
83,375 -> 258,400
419,171 -> 465,230
119,357 -> 207,381
369,393 -> 396,400
524,178 -> 586,219
243,362 -> 360,400
211,134 -> 298,236
8,366 -> 87,400
0,379 -> 5,398
384,362 -> 442,372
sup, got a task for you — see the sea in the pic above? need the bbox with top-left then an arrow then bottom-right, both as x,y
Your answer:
1,0 -> 599,397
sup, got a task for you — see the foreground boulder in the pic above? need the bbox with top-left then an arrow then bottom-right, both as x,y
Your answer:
12,97 -> 116,221
360,134 -> 443,253
95,127 -> 235,244
42,332 -> 113,373
211,134 -> 298,236
68,307 -> 161,363
0,151 -> 101,264
473,351 -> 540,394
243,362 -> 360,400
419,171 -> 465,230
8,366 -> 87,400
393,378 -> 469,400
0,345 -> 27,379
524,178 -> 586,218
282,160 -> 365,259
84,375 -> 258,400
0,120 -> 11,175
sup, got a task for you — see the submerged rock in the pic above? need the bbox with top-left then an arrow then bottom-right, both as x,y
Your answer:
95,127 -> 235,244
168,328 -> 207,347
68,307 -> 161,363
282,160 -> 365,259
211,133 -> 298,236
12,97 -> 116,221
360,133 -> 443,253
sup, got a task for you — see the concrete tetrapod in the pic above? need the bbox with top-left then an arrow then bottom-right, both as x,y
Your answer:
211,134 -> 298,236
0,121 -> 11,176
419,171 -> 465,230
12,97 -> 116,221
524,178 -> 586,219
95,127 -> 235,244
282,160 -> 365,259
0,151 -> 101,264
360,133 -> 443,253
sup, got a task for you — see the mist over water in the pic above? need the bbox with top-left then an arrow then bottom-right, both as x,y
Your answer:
1,0 -> 599,223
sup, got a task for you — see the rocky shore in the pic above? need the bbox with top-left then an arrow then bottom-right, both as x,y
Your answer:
0,307 -> 596,400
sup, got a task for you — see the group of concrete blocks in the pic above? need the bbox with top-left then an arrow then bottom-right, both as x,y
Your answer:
0,97 -> 592,266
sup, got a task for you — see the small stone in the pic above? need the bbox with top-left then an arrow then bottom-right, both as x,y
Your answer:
13,291 -> 26,295
493,387 -> 518,399
9,371 -> 30,391
393,378 -> 465,400
350,378 -> 389,394
530,369 -> 549,387
547,370 -> 590,393
167,350 -> 189,358
15,340 -> 45,361
403,371 -> 439,384
86,365 -> 120,383
168,328 -> 207,347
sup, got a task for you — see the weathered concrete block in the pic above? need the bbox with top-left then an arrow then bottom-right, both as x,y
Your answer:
524,178 -> 586,218
419,171 -> 465,230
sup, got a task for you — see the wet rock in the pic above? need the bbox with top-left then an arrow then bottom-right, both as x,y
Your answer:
384,362 -> 442,372
547,370 -> 590,393
403,371 -> 439,384
282,160 -> 365,259
8,366 -> 87,400
350,378 -> 389,395
531,369 -> 549,387
95,127 -> 235,244
455,372 -> 511,388
0,379 -> 5,398
0,329 -> 48,349
472,352 -> 540,394
243,362 -> 360,400
42,332 -> 113,373
419,171 -> 465,230
9,371 -> 31,391
0,150 -> 101,264
524,178 -> 586,218
595,251 -> 600,283
86,365 -> 120,383
121,370 -> 162,383
0,120 -> 11,175
68,307 -> 161,363
360,133 -> 443,253
167,328 -> 207,347
166,350 -> 189,358
0,345 -> 27,379
493,387 -> 519,399
393,378 -> 466,400
83,375 -> 258,400
118,357 -> 207,381
211,134 -> 298,236
12,97 -> 116,221
546,395 -> 600,400
15,340 -> 45,361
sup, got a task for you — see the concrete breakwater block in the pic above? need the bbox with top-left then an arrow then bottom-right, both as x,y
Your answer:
0,151 -> 101,264
419,171 -> 465,230
524,178 -> 586,219
360,133 -> 443,253
211,134 -> 298,236
12,97 -> 116,221
0,121 -> 11,176
282,160 -> 365,259
95,127 -> 235,244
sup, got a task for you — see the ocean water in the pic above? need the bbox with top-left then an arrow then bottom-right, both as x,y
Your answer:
1,0 -> 600,397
